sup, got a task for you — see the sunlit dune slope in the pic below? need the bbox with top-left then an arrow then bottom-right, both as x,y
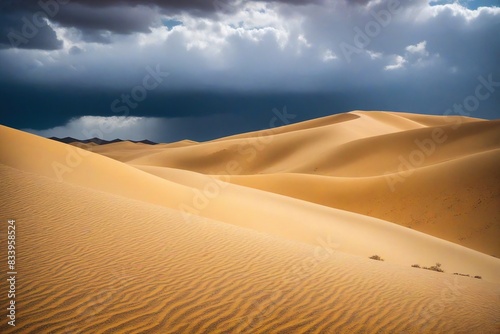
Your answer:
133,164 -> 500,281
225,149 -> 500,256
85,111 -> 499,257
1,164 -> 499,333
1,124 -> 499,281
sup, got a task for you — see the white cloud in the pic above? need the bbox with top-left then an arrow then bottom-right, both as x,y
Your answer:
422,2 -> 500,22
367,50 -> 382,59
298,34 -> 312,48
384,55 -> 406,70
322,49 -> 337,62
405,40 -> 428,56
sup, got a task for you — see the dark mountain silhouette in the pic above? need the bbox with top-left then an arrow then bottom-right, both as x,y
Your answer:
49,137 -> 157,145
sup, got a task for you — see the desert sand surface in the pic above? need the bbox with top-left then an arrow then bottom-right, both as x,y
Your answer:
1,110 -> 499,333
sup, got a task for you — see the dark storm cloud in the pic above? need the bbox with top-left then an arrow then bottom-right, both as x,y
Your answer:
0,0 -> 324,50
55,0 -> 323,11
346,0 -> 372,5
0,80 -> 342,130
0,8 -> 62,50
0,0 -> 498,141
53,4 -> 158,35
0,1 -> 160,49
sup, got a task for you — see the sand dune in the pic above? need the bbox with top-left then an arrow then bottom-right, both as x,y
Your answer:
225,148 -> 500,256
1,165 -> 499,333
1,124 -> 499,280
122,111 -> 486,174
87,112 -> 500,256
1,110 -> 499,332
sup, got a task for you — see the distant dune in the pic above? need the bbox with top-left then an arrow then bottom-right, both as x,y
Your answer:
1,110 -> 499,333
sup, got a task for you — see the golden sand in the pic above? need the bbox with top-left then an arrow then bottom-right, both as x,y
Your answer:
1,111 -> 499,333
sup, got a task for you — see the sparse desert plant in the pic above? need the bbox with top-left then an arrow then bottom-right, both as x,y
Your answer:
453,273 -> 482,279
411,264 -> 420,268
423,262 -> 444,273
369,255 -> 384,261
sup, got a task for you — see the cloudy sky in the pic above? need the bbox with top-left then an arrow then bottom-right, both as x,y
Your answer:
0,0 -> 498,142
